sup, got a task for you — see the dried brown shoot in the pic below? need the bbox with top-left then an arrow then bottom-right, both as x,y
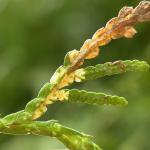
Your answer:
68,1 -> 150,72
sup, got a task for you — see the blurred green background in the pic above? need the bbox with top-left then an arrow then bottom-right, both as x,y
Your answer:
0,0 -> 149,150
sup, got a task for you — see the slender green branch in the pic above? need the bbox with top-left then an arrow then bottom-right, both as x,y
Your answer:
75,60 -> 150,81
0,1 -> 150,150
19,60 -> 149,121
25,1 -> 150,120
0,120 -> 102,150
65,89 -> 128,106
24,60 -> 149,120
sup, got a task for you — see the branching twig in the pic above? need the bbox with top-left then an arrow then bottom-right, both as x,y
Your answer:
0,1 -> 150,150
68,1 -> 150,72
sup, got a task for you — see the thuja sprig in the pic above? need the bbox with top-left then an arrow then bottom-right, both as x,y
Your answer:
0,1 -> 150,150
75,60 -> 150,81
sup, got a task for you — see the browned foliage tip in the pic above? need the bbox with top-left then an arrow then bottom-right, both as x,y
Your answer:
68,1 -> 150,72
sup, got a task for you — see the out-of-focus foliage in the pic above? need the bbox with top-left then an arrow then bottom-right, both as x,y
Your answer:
0,0 -> 149,150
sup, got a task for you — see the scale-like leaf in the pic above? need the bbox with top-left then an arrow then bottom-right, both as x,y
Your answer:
66,89 -> 128,106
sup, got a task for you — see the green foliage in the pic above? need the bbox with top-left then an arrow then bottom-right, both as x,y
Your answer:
25,98 -> 44,114
0,120 -> 102,150
83,60 -> 150,81
0,59 -> 149,150
37,83 -> 53,98
1,111 -> 31,125
0,1 -> 150,150
66,89 -> 128,106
